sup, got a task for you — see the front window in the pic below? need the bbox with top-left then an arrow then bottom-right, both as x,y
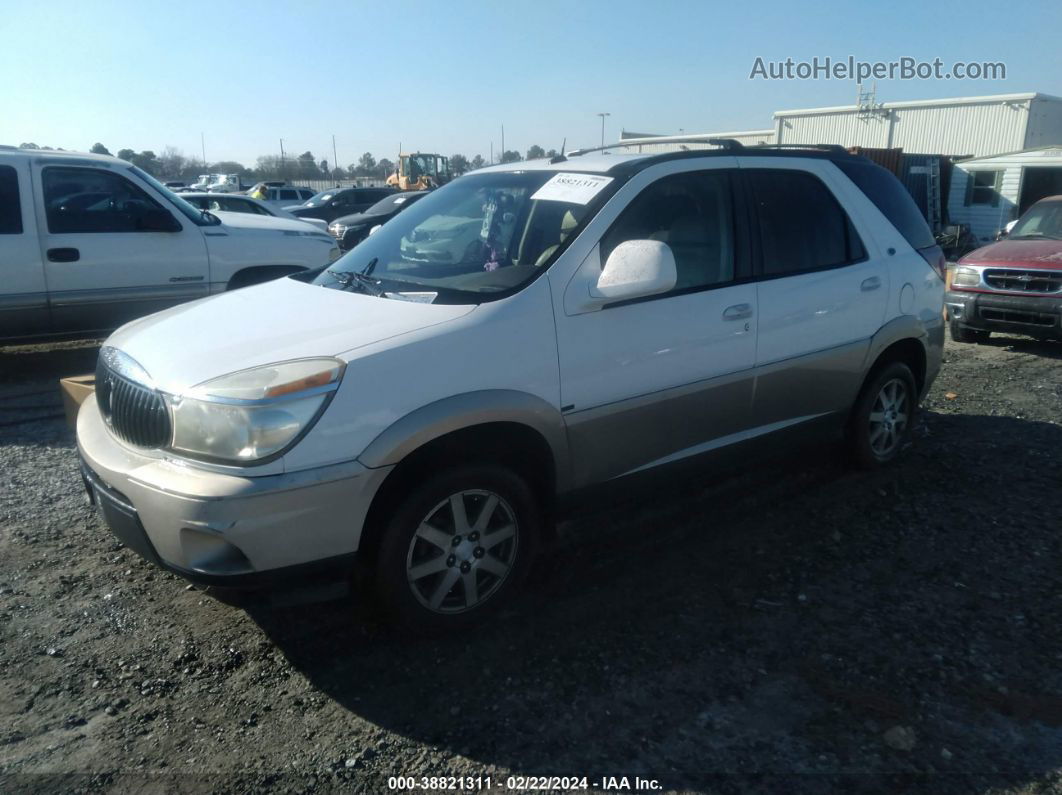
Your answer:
1009,201 -> 1062,240
129,166 -> 212,225
311,170 -> 620,303
304,191 -> 334,207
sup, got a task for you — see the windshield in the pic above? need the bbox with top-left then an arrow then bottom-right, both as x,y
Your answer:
1010,201 -> 1062,240
312,170 -> 619,303
365,192 -> 423,216
303,190 -> 335,207
129,166 -> 212,225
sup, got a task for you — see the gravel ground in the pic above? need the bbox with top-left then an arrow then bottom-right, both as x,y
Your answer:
0,334 -> 1060,794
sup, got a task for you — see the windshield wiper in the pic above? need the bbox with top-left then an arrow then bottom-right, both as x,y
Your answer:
331,258 -> 383,296
1011,232 -> 1062,240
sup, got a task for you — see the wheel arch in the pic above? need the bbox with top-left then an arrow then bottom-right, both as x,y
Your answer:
861,315 -> 933,395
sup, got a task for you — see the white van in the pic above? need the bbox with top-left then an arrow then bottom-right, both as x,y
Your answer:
0,147 -> 339,342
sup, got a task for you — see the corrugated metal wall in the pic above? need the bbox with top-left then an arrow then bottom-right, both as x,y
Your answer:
777,98 -> 1036,157
1025,97 -> 1062,148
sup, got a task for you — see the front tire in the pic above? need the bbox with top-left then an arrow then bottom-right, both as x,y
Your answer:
848,361 -> 917,469
374,465 -> 541,630
950,321 -> 990,344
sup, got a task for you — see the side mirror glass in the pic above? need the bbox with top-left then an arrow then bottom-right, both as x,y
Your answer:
590,240 -> 677,302
201,210 -> 222,227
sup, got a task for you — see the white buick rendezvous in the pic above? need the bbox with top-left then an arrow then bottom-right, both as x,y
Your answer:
77,143 -> 945,628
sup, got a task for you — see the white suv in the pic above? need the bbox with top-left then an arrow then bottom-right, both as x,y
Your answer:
0,147 -> 340,342
76,143 -> 945,628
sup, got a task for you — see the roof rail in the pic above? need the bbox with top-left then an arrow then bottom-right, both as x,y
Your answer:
568,135 -> 746,157
748,143 -> 850,155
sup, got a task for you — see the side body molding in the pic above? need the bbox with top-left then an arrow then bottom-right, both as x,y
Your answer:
357,390 -> 573,492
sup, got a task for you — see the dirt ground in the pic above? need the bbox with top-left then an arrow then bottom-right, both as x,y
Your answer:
0,334 -> 1060,794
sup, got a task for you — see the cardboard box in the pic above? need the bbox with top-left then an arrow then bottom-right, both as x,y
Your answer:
59,374 -> 95,429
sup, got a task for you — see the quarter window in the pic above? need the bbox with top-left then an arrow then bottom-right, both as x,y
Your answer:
43,167 -> 165,234
0,165 -> 23,234
601,171 -> 737,291
748,170 -> 866,277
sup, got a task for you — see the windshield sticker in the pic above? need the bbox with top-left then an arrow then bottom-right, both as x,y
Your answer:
531,173 -> 613,205
394,196 -> 407,204
384,291 -> 437,303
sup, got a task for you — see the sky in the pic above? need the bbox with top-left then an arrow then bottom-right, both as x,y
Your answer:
2,0 -> 1061,169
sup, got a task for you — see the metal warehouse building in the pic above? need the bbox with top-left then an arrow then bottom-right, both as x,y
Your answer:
621,92 -> 1062,159
773,93 -> 1062,158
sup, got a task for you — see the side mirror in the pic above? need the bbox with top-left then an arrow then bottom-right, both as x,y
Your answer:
590,240 -> 676,302
368,224 -> 382,236
137,208 -> 181,232
200,210 -> 222,226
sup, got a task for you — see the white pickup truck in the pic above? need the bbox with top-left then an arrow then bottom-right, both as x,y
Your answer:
0,147 -> 340,342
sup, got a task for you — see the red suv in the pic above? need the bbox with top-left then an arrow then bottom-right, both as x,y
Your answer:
946,196 -> 1062,342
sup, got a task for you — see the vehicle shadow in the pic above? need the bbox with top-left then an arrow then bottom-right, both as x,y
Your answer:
247,412 -> 1062,791
0,340 -> 101,384
981,333 -> 1062,359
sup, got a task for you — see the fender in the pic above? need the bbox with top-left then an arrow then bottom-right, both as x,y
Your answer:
861,313 -> 945,396
357,390 -> 573,492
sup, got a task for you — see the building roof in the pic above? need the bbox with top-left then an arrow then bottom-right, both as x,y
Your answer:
774,92 -> 1062,117
954,144 -> 1062,165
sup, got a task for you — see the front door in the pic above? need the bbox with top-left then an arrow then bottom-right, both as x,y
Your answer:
35,163 -> 209,335
555,165 -> 758,486
0,160 -> 49,339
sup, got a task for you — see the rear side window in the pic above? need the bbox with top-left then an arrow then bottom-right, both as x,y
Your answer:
748,170 -> 866,277
42,166 -> 164,233
279,189 -> 298,200
836,160 -> 936,250
0,165 -> 23,234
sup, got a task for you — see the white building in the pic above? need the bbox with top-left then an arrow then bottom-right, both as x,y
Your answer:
618,93 -> 1062,159
773,93 -> 1062,158
948,145 -> 1062,243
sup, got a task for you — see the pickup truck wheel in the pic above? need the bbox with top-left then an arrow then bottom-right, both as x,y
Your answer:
375,465 -> 540,630
949,321 -> 990,344
848,361 -> 917,469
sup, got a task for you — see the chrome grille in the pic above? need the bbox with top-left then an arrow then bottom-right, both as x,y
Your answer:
983,268 -> 1062,294
95,357 -> 171,448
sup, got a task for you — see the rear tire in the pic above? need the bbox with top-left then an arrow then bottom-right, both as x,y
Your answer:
374,465 -> 541,630
848,361 -> 918,470
949,321 -> 990,344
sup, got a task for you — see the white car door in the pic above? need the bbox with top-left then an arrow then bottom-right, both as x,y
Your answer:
739,158 -> 889,427
33,161 -> 209,335
553,160 -> 758,486
0,158 -> 49,339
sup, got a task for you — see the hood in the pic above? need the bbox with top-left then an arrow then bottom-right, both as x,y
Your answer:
211,210 -> 333,239
961,239 -> 1062,269
332,209 -> 387,227
106,277 -> 475,393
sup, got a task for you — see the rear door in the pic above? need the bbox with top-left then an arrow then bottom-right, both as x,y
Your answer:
0,159 -> 49,339
740,158 -> 889,426
34,161 -> 209,335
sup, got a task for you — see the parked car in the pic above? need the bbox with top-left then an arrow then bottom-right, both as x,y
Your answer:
946,195 -> 1062,342
258,185 -> 315,209
0,147 -> 340,342
287,187 -> 395,224
76,145 -> 944,628
180,191 -> 329,232
205,174 -> 249,193
328,190 -> 429,250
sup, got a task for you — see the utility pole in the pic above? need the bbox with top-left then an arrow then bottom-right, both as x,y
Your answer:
332,135 -> 339,182
490,141 -> 493,165
597,112 -> 611,148
200,132 -> 206,167
279,138 -> 286,181
501,125 -> 505,159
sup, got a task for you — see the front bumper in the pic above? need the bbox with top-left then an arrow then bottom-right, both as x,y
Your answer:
945,290 -> 1062,338
76,394 -> 392,588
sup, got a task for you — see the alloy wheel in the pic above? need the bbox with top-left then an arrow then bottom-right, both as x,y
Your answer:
868,377 -> 910,457
404,490 -> 519,614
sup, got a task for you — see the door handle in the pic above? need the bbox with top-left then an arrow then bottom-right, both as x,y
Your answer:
861,276 -> 882,291
47,247 -> 80,263
723,303 -> 753,321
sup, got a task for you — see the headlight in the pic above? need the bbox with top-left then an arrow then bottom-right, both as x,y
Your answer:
166,358 -> 344,463
951,266 -> 981,287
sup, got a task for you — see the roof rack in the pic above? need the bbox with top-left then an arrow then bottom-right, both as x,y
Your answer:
568,135 -> 746,157
747,143 -> 850,155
